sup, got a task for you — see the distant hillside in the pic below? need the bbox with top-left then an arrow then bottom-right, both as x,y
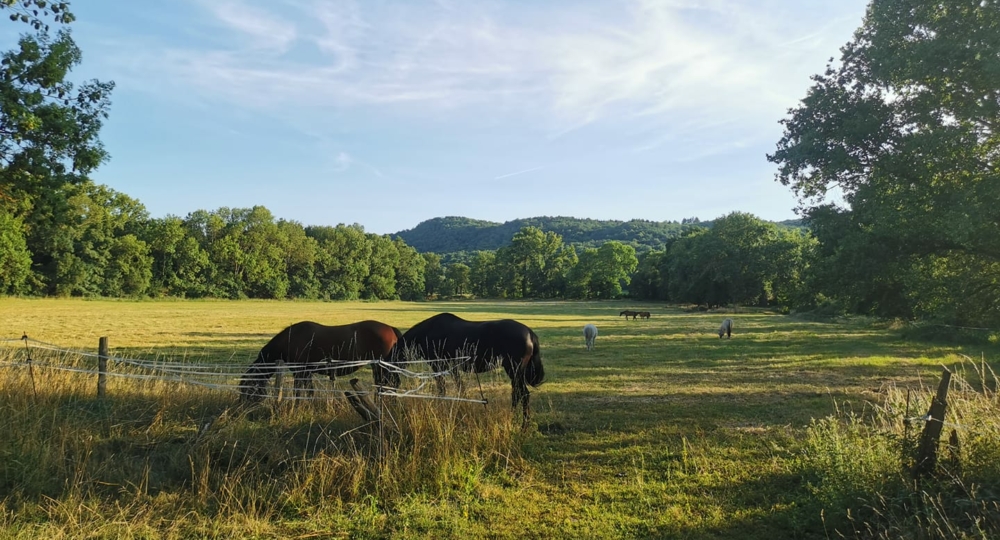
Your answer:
393,216 -> 704,255
776,218 -> 807,230
393,216 -> 809,258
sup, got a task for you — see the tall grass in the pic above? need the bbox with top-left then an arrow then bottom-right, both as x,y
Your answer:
799,359 -> 1000,538
0,345 -> 527,538
3,298 -> 999,538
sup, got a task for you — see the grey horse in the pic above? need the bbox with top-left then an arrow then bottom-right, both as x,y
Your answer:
583,324 -> 598,351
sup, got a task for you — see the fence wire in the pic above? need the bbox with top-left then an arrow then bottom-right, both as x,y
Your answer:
0,336 -> 488,404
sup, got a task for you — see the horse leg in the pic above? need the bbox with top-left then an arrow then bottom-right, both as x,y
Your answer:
503,361 -> 531,426
512,379 -> 530,427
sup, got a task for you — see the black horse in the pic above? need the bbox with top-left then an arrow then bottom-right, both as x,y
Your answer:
239,320 -> 402,402
388,313 -> 545,423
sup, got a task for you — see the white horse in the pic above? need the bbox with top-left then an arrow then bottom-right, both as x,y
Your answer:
583,324 -> 598,351
718,318 -> 733,339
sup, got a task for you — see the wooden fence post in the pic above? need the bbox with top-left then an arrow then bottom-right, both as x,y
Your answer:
274,359 -> 284,403
913,368 -> 951,479
346,378 -> 381,424
97,336 -> 108,398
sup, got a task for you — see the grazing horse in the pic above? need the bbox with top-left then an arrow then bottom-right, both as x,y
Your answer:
389,313 -> 544,423
620,310 -> 639,320
638,311 -> 651,320
718,318 -> 733,339
583,324 -> 598,351
239,320 -> 402,402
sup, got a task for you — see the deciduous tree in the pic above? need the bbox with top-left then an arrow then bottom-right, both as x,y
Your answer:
1,2 -> 114,292
769,0 -> 1000,323
445,262 -> 471,297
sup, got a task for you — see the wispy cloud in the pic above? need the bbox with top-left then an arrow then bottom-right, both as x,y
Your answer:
105,0 -> 866,141
494,165 -> 545,180
202,0 -> 298,52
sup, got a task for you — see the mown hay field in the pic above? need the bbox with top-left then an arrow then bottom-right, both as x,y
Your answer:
0,298 -> 996,539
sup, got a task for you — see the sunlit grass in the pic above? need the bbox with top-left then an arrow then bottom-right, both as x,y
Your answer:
0,298 -> 997,538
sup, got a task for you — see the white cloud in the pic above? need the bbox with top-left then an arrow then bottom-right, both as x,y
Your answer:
108,0 -> 866,142
203,0 -> 298,52
494,165 -> 545,180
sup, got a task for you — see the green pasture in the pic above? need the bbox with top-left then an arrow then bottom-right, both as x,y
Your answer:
0,298 -> 995,539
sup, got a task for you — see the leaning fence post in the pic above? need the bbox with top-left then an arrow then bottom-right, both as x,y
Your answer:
913,368 -> 952,480
346,378 -> 381,424
97,336 -> 109,398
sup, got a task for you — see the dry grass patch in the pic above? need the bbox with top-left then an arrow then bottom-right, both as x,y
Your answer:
1,298 -> 997,538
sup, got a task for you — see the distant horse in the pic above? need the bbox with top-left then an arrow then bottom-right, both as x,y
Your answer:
638,311 -> 651,320
620,310 -> 639,320
388,313 -> 544,423
583,324 -> 598,351
239,320 -> 402,402
718,318 -> 733,339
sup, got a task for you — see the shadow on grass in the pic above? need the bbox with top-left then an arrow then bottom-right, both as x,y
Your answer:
5,307 -> 993,538
1,388 -> 378,503
374,301 -> 720,320
182,331 -> 272,339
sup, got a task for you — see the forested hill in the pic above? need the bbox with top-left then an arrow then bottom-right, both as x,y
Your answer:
393,215 -> 805,254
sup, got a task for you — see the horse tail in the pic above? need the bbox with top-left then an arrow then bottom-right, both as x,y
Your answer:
523,331 -> 545,388
239,348 -> 276,402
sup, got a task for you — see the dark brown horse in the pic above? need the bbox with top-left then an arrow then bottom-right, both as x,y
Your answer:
239,320 -> 402,402
638,311 -> 651,320
387,313 -> 544,423
619,310 -> 639,320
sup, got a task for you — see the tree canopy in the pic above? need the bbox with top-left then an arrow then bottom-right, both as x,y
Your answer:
1,0 -> 114,294
768,0 -> 1000,326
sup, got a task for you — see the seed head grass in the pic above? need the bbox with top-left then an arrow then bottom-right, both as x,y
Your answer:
0,298 -> 997,538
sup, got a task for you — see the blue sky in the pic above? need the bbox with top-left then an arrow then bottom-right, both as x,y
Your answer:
51,0 -> 866,234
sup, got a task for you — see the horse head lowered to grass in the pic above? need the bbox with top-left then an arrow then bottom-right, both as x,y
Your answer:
239,320 -> 402,402
583,324 -> 598,351
388,313 -> 545,424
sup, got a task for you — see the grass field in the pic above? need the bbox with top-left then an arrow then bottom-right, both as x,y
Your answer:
1,298 -> 997,539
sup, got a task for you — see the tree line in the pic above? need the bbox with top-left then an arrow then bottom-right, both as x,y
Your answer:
0,158 -> 810,303
0,183 -> 426,300
0,179 -> 646,301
